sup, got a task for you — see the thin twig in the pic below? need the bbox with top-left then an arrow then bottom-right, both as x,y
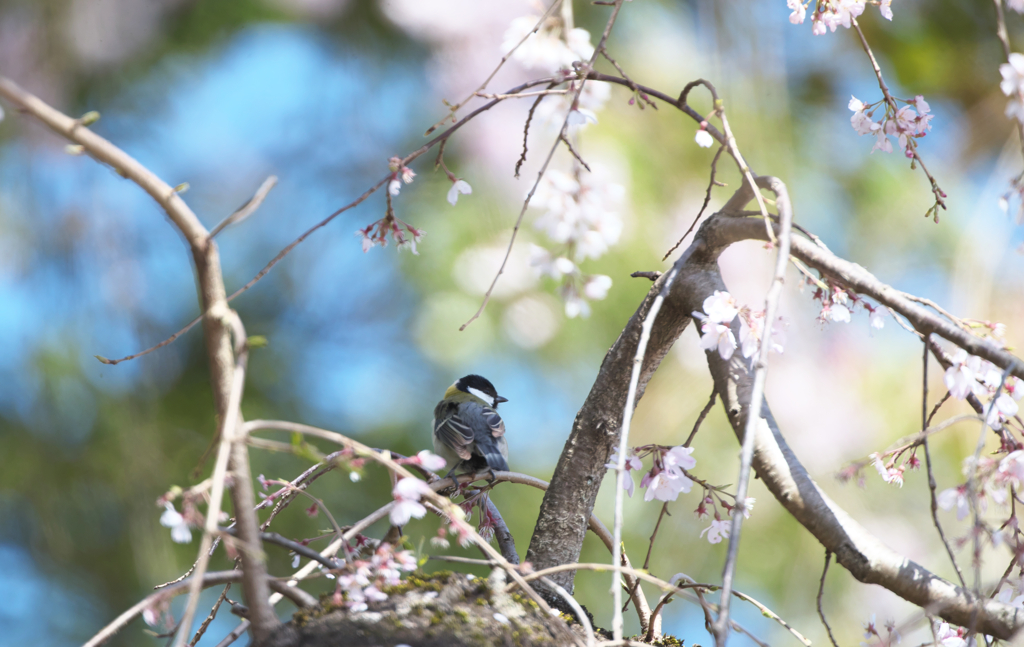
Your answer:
850,19 -> 946,212
663,144 -> 725,260
423,0 -> 564,135
611,254 -> 686,640
683,389 -> 717,447
560,133 -> 592,172
188,583 -> 231,647
81,572 -> 312,647
174,313 -> 254,647
241,420 -> 557,617
461,0 -> 629,332
539,575 -> 596,647
922,335 -> 968,589
816,551 -> 840,647
209,175 -> 278,238
712,177 -> 793,647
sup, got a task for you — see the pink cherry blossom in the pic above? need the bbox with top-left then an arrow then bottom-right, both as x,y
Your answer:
664,446 -> 697,471
643,470 -> 694,502
879,0 -> 893,20
415,450 -> 447,472
787,0 -> 807,24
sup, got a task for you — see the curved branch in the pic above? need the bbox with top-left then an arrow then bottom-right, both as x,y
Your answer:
526,180 -> 1024,638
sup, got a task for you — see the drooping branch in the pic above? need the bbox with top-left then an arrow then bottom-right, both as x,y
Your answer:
526,179 -> 1024,638
0,76 -> 279,644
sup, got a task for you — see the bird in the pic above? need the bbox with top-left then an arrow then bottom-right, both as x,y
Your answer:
432,374 -> 509,481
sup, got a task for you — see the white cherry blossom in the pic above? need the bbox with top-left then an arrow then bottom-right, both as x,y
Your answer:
701,518 -> 731,544
1000,53 -> 1024,124
699,321 -> 737,360
695,129 -> 714,148
390,478 -> 432,526
447,179 -> 472,206
160,502 -> 193,544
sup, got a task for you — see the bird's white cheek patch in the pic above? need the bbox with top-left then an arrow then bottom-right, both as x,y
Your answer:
468,387 -> 493,406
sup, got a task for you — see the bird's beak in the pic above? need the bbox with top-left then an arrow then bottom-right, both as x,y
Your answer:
495,395 -> 509,404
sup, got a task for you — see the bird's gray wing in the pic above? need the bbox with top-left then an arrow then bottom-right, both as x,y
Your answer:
460,403 -> 509,471
433,400 -> 474,460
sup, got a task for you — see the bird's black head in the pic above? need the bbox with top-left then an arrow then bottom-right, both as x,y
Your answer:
456,374 -> 508,408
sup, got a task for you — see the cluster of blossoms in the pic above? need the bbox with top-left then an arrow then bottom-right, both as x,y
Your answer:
606,444 -> 754,544
356,212 -> 425,255
848,94 -> 933,157
786,0 -> 892,32
528,169 -> 621,318
943,349 -> 1022,430
1000,53 -> 1024,126
156,486 -> 225,545
502,13 -> 609,130
811,283 -> 887,329
329,543 -> 418,613
694,291 -> 786,361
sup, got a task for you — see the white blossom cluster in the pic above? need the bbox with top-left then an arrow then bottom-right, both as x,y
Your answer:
943,349 -> 1022,430
607,445 -> 755,544
849,95 -> 933,156
501,13 -> 610,130
786,0 -> 892,32
528,169 -> 622,318
694,291 -> 786,360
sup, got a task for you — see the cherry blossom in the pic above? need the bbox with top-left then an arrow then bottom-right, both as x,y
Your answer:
700,518 -> 731,544
502,16 -> 594,74
160,502 -> 193,544
529,245 -> 576,280
411,450 -> 447,472
356,215 -> 425,255
643,470 -> 694,502
738,310 -> 786,357
583,275 -> 612,301
700,291 -> 740,324
699,321 -> 737,360
787,0 -> 807,24
937,486 -> 970,520
664,446 -> 697,471
867,305 -> 886,329
943,349 -> 983,400
386,157 -> 415,196
932,621 -> 967,647
1001,53 -> 1024,124
987,392 -> 1019,431
389,477 -> 432,526
695,128 -> 714,148
606,450 -> 643,497
447,179 -> 472,206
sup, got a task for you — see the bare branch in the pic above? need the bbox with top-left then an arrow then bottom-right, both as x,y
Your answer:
82,571 -> 313,647
713,176 -> 794,647
209,175 -> 278,239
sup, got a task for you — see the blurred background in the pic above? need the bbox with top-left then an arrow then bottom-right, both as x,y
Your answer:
2,0 -> 1024,645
